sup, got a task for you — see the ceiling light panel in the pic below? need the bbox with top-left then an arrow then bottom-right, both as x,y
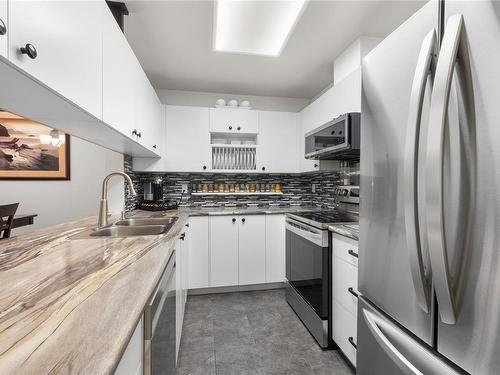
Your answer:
214,0 -> 307,57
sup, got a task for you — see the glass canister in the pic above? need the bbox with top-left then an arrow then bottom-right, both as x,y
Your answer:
275,183 -> 281,193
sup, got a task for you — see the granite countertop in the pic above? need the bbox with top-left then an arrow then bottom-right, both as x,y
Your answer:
328,223 -> 359,241
0,205 -> 317,374
0,210 -> 187,375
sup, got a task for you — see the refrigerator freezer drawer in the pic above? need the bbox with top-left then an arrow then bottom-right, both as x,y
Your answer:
357,297 -> 465,375
334,256 -> 358,316
334,302 -> 357,367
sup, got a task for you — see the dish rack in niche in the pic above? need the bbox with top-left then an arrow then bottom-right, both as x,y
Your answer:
212,145 -> 256,170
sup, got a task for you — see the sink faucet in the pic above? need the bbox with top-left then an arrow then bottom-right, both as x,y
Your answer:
98,172 -> 138,228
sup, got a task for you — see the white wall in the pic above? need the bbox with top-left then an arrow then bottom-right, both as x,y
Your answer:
0,136 -> 124,235
156,89 -> 310,113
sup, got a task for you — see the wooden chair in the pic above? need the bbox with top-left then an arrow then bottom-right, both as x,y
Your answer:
0,203 -> 19,239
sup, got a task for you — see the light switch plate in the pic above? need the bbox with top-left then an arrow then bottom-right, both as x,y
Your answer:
181,184 -> 189,193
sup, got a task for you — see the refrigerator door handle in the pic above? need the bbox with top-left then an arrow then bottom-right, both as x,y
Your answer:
404,28 -> 437,314
362,307 -> 462,375
426,14 -> 475,324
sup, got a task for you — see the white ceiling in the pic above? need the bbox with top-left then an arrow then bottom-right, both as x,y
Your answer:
124,0 -> 426,100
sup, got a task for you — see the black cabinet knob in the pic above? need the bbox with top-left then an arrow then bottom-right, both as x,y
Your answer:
152,144 -> 157,149
180,232 -> 185,240
0,18 -> 6,36
132,129 -> 138,137
185,223 -> 190,227
262,166 -> 266,171
20,43 -> 37,59
242,218 -> 246,223
229,126 -> 233,130
203,165 -> 207,170
137,132 -> 142,138
237,126 -> 241,131
232,218 -> 236,223
314,164 -> 318,168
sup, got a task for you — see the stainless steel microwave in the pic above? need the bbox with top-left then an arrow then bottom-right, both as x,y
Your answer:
304,112 -> 360,160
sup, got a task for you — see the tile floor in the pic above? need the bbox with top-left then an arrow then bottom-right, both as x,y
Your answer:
177,289 -> 355,375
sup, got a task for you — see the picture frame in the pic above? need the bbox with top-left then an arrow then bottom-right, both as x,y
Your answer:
0,111 -> 71,180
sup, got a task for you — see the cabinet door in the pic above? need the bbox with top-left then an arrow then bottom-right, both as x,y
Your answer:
265,214 -> 286,283
181,226 -> 189,304
238,215 -> 266,285
9,0 -> 103,118
175,240 -> 183,361
0,1 -> 7,58
165,106 -> 210,172
334,302 -> 357,366
188,217 -> 210,289
102,6 -> 137,140
210,216 -> 239,287
258,111 -> 298,173
115,316 -> 143,375
210,108 -> 234,133
234,109 -> 259,134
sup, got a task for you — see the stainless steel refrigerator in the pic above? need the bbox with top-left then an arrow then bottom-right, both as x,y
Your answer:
359,1 -> 500,374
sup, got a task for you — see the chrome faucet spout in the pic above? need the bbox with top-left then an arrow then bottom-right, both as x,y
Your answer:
98,172 -> 137,228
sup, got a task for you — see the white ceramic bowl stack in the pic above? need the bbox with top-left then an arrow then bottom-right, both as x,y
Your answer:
215,99 -> 252,109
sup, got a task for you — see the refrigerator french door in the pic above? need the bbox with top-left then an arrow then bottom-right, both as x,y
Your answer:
359,1 -> 500,374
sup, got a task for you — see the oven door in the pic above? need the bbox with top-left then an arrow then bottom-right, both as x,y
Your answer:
285,219 -> 329,319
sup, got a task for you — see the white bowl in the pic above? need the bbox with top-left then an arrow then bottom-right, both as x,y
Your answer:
240,100 -> 250,108
216,98 -> 226,106
228,99 -> 238,107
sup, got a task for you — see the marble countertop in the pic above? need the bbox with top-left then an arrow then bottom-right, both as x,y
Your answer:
328,223 -> 359,241
0,205 -> 320,374
0,210 -> 188,375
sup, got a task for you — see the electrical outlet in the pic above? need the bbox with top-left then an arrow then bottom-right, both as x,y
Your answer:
181,184 -> 188,193
312,183 -> 316,193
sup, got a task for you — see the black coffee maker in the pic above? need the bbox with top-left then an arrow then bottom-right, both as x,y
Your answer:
139,178 -> 178,211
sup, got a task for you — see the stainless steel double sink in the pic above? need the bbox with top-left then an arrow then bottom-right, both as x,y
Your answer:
72,217 -> 177,239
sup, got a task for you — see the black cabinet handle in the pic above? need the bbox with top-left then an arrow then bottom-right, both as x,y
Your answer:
262,166 -> 266,171
348,337 -> 357,349
0,18 -> 6,36
203,165 -> 207,170
232,218 -> 236,223
20,43 -> 37,59
241,218 -> 246,223
237,126 -> 241,131
348,249 -> 358,258
185,223 -> 189,227
348,287 -> 358,298
314,164 -> 318,168
229,126 -> 233,130
152,144 -> 157,149
132,129 -> 138,137
137,132 -> 142,138
180,232 -> 185,240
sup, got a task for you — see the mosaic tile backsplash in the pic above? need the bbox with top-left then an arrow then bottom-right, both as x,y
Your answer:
124,155 -> 359,211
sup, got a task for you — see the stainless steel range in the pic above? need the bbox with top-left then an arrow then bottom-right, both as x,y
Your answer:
285,187 -> 358,348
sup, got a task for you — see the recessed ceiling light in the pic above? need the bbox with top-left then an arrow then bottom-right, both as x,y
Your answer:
214,0 -> 307,57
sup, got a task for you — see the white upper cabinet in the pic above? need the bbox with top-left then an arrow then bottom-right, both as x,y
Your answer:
0,1 -> 7,58
209,108 -> 259,134
258,111 -> 298,173
102,6 -> 137,140
238,215 -> 266,285
8,0 -> 103,118
164,106 -> 211,172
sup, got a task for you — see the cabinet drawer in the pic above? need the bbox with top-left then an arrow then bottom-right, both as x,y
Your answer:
334,302 -> 357,367
334,257 -> 359,316
334,235 -> 359,267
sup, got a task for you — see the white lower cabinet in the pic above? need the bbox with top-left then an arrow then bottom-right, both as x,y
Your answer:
210,215 -> 239,287
332,233 -> 359,367
175,225 -> 189,363
238,215 -> 266,285
265,214 -> 286,283
188,217 -> 210,289
115,317 -> 143,375
186,214 -> 285,290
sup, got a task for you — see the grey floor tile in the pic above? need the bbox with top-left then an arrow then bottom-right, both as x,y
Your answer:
177,289 -> 354,375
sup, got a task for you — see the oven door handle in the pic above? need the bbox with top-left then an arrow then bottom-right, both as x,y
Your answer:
286,219 -> 326,247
